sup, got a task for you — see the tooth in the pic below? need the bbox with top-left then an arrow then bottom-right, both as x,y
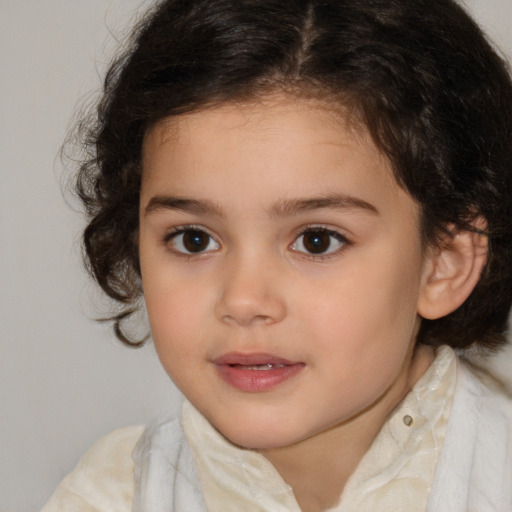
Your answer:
231,363 -> 288,370
248,364 -> 272,370
241,364 -> 287,370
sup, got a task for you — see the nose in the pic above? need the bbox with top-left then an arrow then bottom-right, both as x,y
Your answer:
214,252 -> 287,327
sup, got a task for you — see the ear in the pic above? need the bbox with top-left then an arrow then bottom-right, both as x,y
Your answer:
418,218 -> 488,320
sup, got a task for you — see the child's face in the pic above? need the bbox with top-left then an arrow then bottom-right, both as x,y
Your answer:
139,96 -> 432,450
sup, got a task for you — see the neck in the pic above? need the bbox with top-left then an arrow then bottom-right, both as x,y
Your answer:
261,344 -> 435,512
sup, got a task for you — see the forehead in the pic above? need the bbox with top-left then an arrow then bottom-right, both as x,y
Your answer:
140,96 -> 418,225
143,95 -> 367,162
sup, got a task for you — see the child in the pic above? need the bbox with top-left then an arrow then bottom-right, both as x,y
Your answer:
43,0 -> 512,510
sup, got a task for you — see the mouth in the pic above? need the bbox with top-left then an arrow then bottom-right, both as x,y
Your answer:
213,353 -> 305,392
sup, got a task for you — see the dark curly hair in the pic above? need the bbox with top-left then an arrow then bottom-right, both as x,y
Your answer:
75,0 -> 512,349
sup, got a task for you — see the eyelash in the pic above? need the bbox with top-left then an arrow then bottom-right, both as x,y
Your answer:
163,225 -> 220,257
290,226 -> 350,260
162,225 -> 351,259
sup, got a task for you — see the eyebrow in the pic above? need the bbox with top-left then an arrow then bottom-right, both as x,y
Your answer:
143,193 -> 379,218
267,194 -> 379,218
144,196 -> 226,217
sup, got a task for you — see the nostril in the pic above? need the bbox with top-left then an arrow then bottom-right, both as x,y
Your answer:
214,262 -> 287,325
219,311 -> 272,327
217,299 -> 286,327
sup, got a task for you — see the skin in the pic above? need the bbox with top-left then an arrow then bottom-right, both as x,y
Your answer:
138,96 -> 435,511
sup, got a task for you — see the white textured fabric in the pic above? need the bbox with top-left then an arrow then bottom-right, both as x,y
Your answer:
41,348 -> 512,512
426,361 -> 512,512
332,345 -> 456,511
132,414 -> 208,512
41,426 -> 144,512
181,400 -> 302,512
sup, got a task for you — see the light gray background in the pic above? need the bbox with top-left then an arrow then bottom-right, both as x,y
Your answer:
1,1 -> 511,511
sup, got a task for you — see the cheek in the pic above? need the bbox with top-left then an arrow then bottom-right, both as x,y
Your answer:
145,283 -> 204,336
141,265 -> 210,364
301,240 -> 424,355
144,287 -> 209,392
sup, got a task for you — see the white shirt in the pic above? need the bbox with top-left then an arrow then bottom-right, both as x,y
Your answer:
42,346 -> 512,511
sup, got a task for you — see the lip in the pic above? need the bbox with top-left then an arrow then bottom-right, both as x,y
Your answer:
213,352 -> 305,392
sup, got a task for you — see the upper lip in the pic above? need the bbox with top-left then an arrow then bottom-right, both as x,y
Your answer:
212,352 -> 301,366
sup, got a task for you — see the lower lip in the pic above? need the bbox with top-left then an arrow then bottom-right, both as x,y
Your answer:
215,363 -> 305,392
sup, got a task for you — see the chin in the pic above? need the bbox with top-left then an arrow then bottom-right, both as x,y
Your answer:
214,418 -> 306,451
224,431 -> 295,451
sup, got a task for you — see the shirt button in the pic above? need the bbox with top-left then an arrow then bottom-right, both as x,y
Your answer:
403,415 -> 414,427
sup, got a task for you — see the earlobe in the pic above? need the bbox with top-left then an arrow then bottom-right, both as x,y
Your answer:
418,220 -> 488,320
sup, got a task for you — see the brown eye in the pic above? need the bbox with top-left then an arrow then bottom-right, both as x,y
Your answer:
168,228 -> 219,254
302,231 -> 331,253
182,230 -> 209,252
291,228 -> 347,255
